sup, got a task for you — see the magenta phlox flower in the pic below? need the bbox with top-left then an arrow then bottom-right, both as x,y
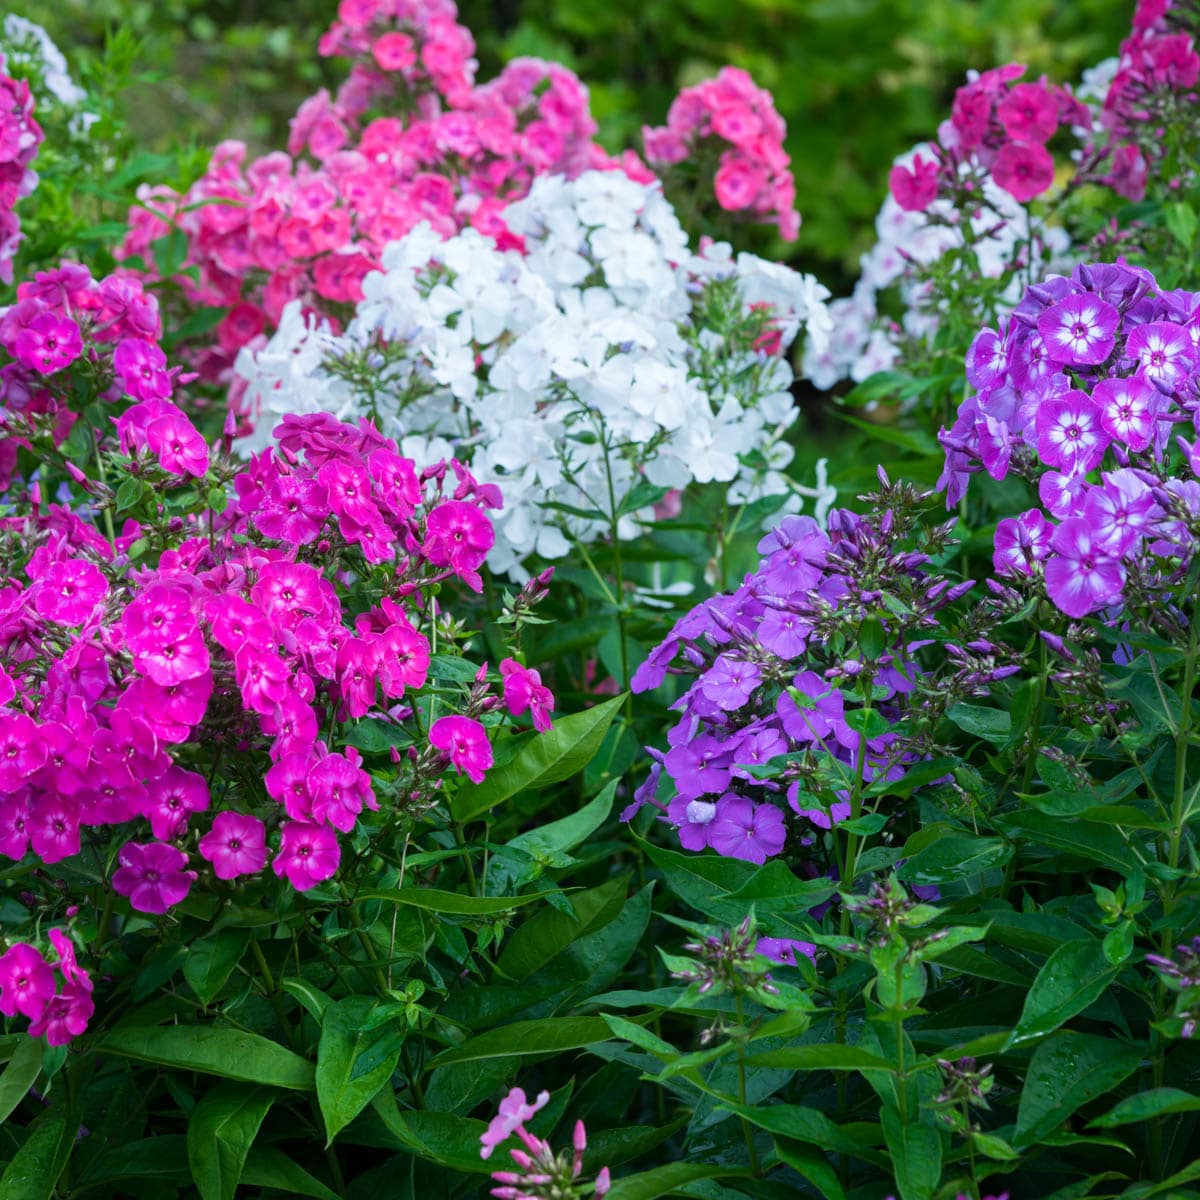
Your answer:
1044,517 -> 1127,617
1150,478 -> 1200,556
272,820 -> 341,890
335,637 -> 380,718
206,594 -> 274,656
0,711 -> 47,790
699,655 -> 762,711
1094,374 -> 1159,451
1127,320 -> 1193,386
13,312 -> 83,375
122,673 -> 213,743
35,559 -> 109,626
0,943 -> 55,1019
975,415 -> 1013,481
480,1087 -> 550,1160
144,765 -> 210,841
234,648 -> 293,714
47,929 -> 90,992
27,977 -> 95,1046
113,337 -> 172,401
966,327 -> 1008,389
199,811 -> 268,880
429,714 -> 493,784
499,658 -> 554,731
146,407 -> 210,477
310,748 -> 377,831
756,937 -> 817,966
996,81 -> 1059,143
1038,469 -> 1089,520
1036,390 -> 1109,473
254,475 -> 330,543
252,559 -> 330,627
992,140 -> 1054,202
1007,329 -> 1054,394
707,794 -> 786,864
112,840 -> 198,914
1037,294 -> 1119,366
667,796 -> 718,851
888,152 -> 938,212
993,509 -> 1053,577
266,750 -> 319,820
1084,469 -> 1159,556
0,791 -> 30,859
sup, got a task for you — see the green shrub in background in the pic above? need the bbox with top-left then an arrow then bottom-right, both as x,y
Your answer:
11,0 -> 1130,284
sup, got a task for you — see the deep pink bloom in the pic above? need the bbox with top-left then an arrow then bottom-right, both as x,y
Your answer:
707,795 -> 786,864
143,764 -> 210,841
429,715 -> 493,784
0,943 -> 55,1019
112,841 -> 198,914
713,157 -> 766,211
0,712 -> 47,789
424,501 -> 495,591
27,978 -> 94,1046
29,797 -> 80,864
198,811 -> 268,880
499,658 -> 554,731
1045,517 -> 1126,617
480,1088 -> 550,1159
146,409 -> 210,477
272,820 -> 340,890
1037,295 -> 1119,366
996,82 -> 1059,143
35,560 -> 109,626
888,152 -> 938,212
992,141 -> 1055,202
13,312 -> 83,375
113,338 -> 172,401
309,749 -> 377,832
376,612 -> 430,697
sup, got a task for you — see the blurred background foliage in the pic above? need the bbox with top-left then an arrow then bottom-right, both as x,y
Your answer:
11,0 -> 1131,287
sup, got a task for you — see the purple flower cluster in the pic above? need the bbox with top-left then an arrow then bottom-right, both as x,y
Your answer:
628,508 -> 959,864
940,261 -> 1200,619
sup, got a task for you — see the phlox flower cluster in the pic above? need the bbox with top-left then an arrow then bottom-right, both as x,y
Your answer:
0,16 -> 88,111
117,0 -> 649,383
0,50 -> 42,285
479,1087 -> 611,1200
235,171 -> 833,578
0,263 -> 179,490
939,260 -> 1200,619
0,928 -> 92,1046
1078,0 -> 1200,199
642,65 -> 801,240
626,504 -> 966,864
803,143 -> 1072,391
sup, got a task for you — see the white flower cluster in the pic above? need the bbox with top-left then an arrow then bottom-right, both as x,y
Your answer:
1,16 -> 92,124
237,171 -> 834,577
802,144 -> 1072,393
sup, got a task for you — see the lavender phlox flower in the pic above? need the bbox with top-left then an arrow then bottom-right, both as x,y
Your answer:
1037,293 -> 1120,366
1127,320 -> 1193,387
1036,390 -> 1109,472
1045,517 -> 1127,617
993,509 -> 1053,577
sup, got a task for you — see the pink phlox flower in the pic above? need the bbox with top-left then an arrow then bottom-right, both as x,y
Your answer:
1035,390 -> 1109,473
992,140 -> 1055,203
376,607 -> 430,697
1039,469 -> 1089,520
480,1088 -> 550,1160
423,500 -> 495,592
429,714 -> 493,784
993,509 -> 1053,577
309,748 -> 377,832
35,559 -> 109,626
254,475 -> 330,544
0,711 -> 46,790
272,819 -> 341,890
112,840 -> 198,914
996,81 -> 1059,143
13,312 -> 83,375
335,636 -> 380,718
499,658 -> 554,731
0,943 -> 55,1019
888,151 -> 939,212
1045,516 -> 1127,617
1126,320 -> 1193,386
198,810 -> 268,879
144,764 -> 210,841
27,977 -> 94,1046
146,406 -> 210,477
113,337 -> 173,401
266,750 -> 319,820
1095,374 -> 1159,451
1036,294 -> 1119,366
966,326 -> 1008,389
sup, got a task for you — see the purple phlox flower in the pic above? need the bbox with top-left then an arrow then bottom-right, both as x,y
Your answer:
1039,469 -> 1089,519
776,671 -> 842,743
1178,434 -> 1200,477
788,781 -> 851,830
977,382 -> 1020,426
1036,390 -> 1109,473
966,326 -> 1008,389
1007,329 -> 1054,395
936,447 -> 977,509
1127,320 -> 1192,386
756,937 -> 817,967
754,602 -> 810,657
1150,478 -> 1200,556
1045,517 -> 1127,618
732,724 -> 789,778
1073,261 -> 1152,310
699,654 -> 762,711
1084,469 -> 1159,556
667,795 -> 718,851
620,750 -> 664,822
993,508 -> 1053,577
975,415 -> 1012,481
664,734 -> 734,798
708,794 -> 786,864
1094,374 -> 1158,452
1037,294 -> 1120,366
631,635 -> 682,693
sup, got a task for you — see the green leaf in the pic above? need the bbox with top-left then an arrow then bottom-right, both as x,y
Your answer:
882,1107 -> 942,1200
505,777 -> 617,859
355,887 -> 556,915
186,1083 -> 274,1200
183,929 -> 250,1007
717,1101 -> 886,1163
0,1039 -> 42,1125
1167,201 -> 1198,249
1090,1087 -> 1200,1128
362,1093 -> 490,1173
152,227 -> 189,277
74,1136 -> 191,1191
605,1163 -> 751,1200
773,1139 -> 849,1200
843,707 -> 890,739
0,1117 -> 72,1200
428,1016 -> 613,1067
947,702 -> 1011,746
316,997 -> 406,1144
743,1044 -> 894,1072
1008,939 -> 1120,1047
451,694 -> 625,821
897,834 -> 1012,886
995,811 -> 1138,871
240,1146 -> 340,1200
282,978 -> 333,1023
97,1025 -> 315,1091
1014,1032 -> 1143,1147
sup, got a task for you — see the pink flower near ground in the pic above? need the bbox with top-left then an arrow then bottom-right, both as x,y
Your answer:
888,152 -> 939,212
480,1087 -> 549,1159
429,715 -> 493,784
199,811 -> 268,880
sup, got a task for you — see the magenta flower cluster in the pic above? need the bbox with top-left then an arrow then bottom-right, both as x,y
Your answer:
940,260 -> 1200,617
627,512 -> 940,864
889,64 -> 1087,212
0,928 -> 93,1046
642,65 -> 801,240
0,58 -> 42,284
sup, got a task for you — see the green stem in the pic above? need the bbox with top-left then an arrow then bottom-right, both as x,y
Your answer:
734,995 -> 760,1176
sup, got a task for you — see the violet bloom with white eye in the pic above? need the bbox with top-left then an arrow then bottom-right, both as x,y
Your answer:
698,655 -> 762,712
966,326 -> 1007,389
975,414 -> 1012,481
993,508 -> 1052,577
1044,516 -> 1127,618
1038,469 -> 1088,519
1094,374 -> 1158,452
1037,294 -> 1119,366
1083,469 -> 1159,556
1035,390 -> 1109,473
1126,321 -> 1193,387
